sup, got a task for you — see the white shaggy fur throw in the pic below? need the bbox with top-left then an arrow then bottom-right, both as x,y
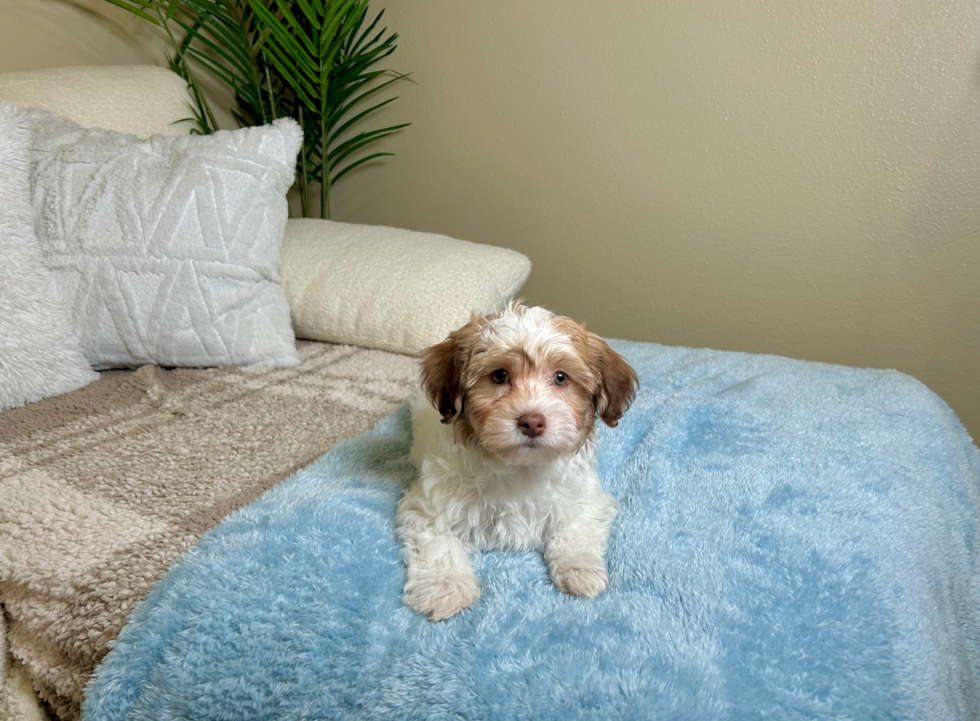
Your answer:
0,104 -> 97,410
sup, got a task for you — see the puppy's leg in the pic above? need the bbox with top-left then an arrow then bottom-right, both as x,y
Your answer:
544,491 -> 619,598
397,505 -> 479,620
402,530 -> 480,620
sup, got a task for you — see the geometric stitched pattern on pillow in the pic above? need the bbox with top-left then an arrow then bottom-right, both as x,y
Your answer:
26,111 -> 303,369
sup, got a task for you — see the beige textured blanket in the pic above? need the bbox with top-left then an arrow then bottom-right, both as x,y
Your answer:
0,342 -> 417,720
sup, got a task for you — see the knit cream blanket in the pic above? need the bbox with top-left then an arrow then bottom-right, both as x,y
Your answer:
0,342 -> 417,720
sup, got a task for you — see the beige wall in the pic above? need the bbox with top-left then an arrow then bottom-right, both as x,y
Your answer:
332,0 -> 980,440
0,1 -> 159,71
2,1 -> 978,440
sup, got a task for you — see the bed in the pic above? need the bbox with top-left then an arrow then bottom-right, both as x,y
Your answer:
12,339 -> 970,721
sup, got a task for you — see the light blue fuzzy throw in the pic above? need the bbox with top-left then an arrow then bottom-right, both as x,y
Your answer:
84,341 -> 980,721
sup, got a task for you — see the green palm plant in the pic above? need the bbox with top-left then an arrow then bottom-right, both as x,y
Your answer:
106,0 -> 409,218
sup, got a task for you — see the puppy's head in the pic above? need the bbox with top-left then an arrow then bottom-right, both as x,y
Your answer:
420,301 -> 638,465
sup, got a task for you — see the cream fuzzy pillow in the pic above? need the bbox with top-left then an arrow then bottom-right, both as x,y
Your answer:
280,219 -> 531,355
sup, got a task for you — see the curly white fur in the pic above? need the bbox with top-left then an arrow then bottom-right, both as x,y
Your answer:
396,303 -> 636,620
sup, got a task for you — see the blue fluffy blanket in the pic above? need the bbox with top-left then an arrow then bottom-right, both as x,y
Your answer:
84,341 -> 980,721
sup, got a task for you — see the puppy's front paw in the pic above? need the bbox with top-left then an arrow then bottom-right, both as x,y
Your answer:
552,564 -> 609,598
404,573 -> 481,621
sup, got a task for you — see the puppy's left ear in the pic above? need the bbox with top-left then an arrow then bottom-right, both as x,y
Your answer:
586,333 -> 638,427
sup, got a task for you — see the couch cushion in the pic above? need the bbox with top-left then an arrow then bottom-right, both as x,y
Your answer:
0,65 -> 193,137
280,218 -> 531,355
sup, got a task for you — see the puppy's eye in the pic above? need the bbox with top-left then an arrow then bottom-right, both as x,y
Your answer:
491,369 -> 509,384
554,371 -> 569,386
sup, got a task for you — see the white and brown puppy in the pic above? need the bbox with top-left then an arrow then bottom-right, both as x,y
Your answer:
396,301 -> 638,620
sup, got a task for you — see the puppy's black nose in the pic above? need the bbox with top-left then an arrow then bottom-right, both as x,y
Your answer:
517,413 -> 546,438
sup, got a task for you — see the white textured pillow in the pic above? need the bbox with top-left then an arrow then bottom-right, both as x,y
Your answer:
280,219 -> 532,355
0,65 -> 194,137
27,110 -> 302,369
0,105 -> 97,410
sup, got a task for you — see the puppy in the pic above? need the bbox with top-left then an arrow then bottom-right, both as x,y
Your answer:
396,301 -> 638,620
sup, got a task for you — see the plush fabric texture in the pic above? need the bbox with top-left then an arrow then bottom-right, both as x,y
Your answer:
0,612 -> 47,721
0,65 -> 194,137
280,219 -> 531,355
84,341 -> 980,721
0,341 -> 417,720
25,109 -> 302,369
0,105 -> 97,410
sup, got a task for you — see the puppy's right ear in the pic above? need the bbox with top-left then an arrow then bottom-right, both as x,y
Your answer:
420,332 -> 464,423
